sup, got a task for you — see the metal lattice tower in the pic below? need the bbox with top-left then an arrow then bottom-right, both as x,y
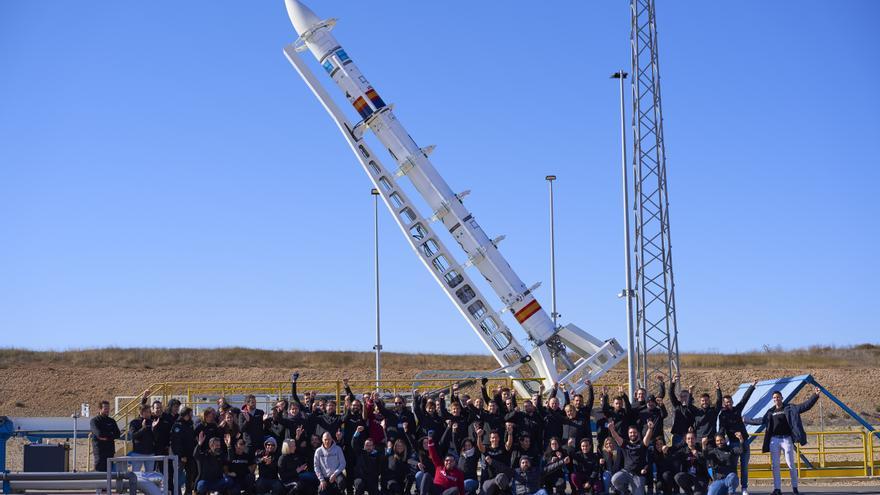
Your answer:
629,0 -> 681,387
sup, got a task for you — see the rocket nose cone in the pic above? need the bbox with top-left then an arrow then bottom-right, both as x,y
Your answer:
285,0 -> 322,36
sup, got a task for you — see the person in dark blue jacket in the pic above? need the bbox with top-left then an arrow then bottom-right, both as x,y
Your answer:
743,386 -> 820,495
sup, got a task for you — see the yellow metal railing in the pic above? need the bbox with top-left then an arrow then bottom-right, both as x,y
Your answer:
747,429 -> 878,479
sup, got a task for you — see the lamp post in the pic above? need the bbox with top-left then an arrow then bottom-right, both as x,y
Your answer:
371,188 -> 382,392
545,175 -> 558,329
612,70 -> 637,398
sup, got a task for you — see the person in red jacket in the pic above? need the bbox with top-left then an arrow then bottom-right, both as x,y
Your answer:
420,439 -> 465,495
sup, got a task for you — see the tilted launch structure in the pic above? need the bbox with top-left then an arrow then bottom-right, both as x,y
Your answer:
281,0 -> 625,396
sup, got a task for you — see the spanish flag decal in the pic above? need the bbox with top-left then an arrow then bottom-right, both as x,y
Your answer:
366,88 -> 386,109
514,300 -> 542,324
353,96 -> 373,120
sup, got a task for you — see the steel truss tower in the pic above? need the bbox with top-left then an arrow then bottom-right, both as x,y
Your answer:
629,0 -> 681,387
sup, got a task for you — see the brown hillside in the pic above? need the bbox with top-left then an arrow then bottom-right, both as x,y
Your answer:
0,347 -> 877,428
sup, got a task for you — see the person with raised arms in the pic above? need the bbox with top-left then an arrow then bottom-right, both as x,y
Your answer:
744,386 -> 820,495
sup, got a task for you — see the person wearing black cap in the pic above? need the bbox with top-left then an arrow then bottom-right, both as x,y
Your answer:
172,407 -> 197,495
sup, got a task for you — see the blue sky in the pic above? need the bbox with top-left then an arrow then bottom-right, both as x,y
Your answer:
1,1 -> 877,355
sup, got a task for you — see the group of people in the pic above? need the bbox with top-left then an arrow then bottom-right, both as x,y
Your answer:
88,373 -> 822,495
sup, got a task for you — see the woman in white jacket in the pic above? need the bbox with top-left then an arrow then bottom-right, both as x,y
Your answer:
314,432 -> 347,495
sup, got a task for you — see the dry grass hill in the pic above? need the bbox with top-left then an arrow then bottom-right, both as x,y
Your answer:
0,345 -> 878,428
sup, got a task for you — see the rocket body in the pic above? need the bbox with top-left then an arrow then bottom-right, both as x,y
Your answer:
285,0 -> 558,344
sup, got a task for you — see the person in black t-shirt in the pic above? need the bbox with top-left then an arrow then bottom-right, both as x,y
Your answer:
607,420 -> 652,495
227,437 -> 256,495
477,429 -> 512,495
744,387 -> 820,495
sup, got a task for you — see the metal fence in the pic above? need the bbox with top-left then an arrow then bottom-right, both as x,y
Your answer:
745,429 -> 879,479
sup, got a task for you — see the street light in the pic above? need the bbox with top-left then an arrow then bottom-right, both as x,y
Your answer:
545,175 -> 559,328
371,188 -> 382,392
611,70 -> 636,398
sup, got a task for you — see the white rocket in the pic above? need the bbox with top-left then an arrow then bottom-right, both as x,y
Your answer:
282,0 -> 624,395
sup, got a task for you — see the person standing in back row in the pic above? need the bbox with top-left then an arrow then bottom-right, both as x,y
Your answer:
718,379 -> 757,495
692,382 -> 723,447
744,386 -> 820,495
669,375 -> 697,446
90,400 -> 121,472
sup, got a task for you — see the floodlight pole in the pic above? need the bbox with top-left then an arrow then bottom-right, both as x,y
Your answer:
612,69 -> 637,398
371,188 -> 382,392
545,175 -> 558,329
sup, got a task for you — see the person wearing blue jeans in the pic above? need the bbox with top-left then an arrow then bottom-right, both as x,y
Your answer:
128,405 -> 155,473
196,477 -> 234,495
703,433 -> 743,495
194,434 -> 232,495
726,439 -> 750,492
707,473 -> 738,495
